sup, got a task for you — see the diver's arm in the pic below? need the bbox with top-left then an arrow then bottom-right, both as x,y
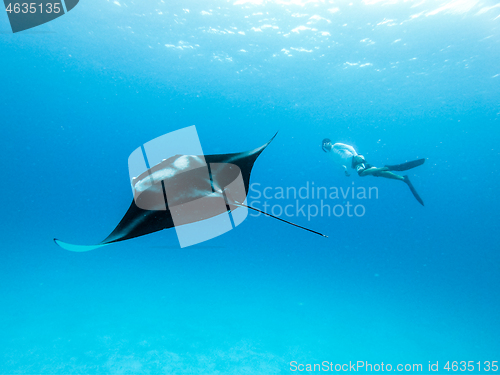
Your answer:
343,165 -> 351,177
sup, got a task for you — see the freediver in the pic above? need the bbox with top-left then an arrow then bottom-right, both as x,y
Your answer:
321,139 -> 425,206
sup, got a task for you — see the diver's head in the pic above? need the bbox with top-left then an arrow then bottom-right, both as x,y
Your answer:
351,155 -> 366,167
322,138 -> 333,153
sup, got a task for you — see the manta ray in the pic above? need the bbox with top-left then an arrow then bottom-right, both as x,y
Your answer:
54,134 -> 326,251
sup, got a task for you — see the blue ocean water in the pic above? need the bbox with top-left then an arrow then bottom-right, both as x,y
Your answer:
1,0 -> 499,373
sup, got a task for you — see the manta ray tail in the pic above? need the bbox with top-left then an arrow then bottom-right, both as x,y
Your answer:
232,201 -> 328,238
53,238 -> 109,252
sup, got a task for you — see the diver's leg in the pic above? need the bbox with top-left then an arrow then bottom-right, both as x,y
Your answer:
385,159 -> 425,171
375,171 -> 405,181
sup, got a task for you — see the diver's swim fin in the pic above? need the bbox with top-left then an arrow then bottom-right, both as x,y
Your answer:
403,175 -> 424,206
385,158 -> 425,172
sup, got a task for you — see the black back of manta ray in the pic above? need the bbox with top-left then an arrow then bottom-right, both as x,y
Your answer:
54,135 -> 275,251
